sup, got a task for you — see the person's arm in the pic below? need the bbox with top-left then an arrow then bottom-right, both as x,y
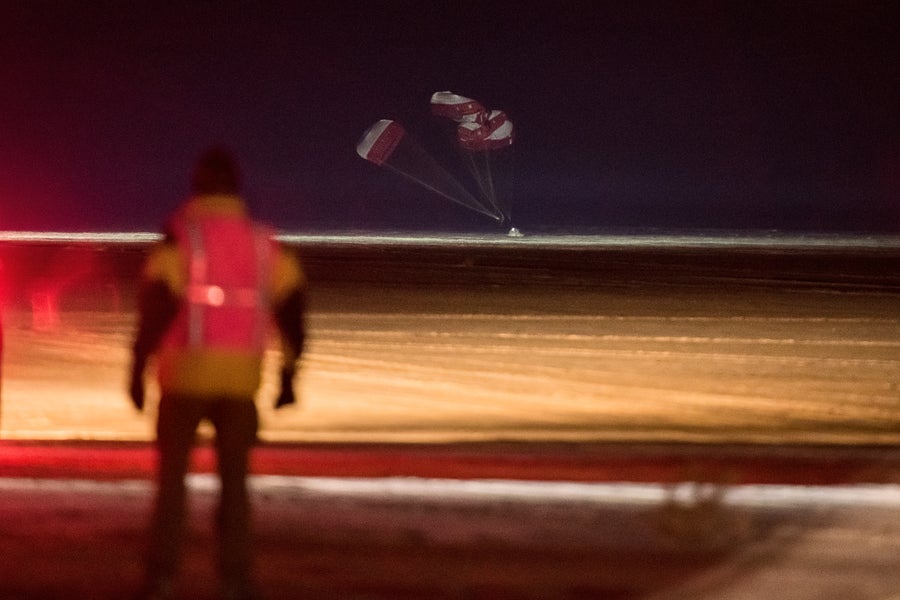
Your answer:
129,246 -> 182,411
270,247 -> 306,408
272,286 -> 305,409
274,286 -> 306,367
133,281 -> 180,362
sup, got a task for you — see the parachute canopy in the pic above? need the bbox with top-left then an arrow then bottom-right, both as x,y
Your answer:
430,91 -> 485,123
431,92 -> 515,151
457,109 -> 514,151
356,119 -> 405,166
356,119 -> 502,221
432,92 -> 516,225
357,92 -> 516,227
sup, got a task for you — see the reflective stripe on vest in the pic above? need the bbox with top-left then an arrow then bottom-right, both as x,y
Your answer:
181,218 -> 271,352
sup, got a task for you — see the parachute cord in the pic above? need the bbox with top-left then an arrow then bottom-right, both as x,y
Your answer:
466,153 -> 504,221
480,151 -> 501,220
384,164 -> 502,222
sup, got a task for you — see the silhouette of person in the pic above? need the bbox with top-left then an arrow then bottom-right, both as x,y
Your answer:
129,146 -> 305,600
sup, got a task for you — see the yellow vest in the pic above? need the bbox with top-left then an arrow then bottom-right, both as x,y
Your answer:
143,195 -> 304,398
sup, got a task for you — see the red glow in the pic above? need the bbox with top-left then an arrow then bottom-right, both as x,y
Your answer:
21,245 -> 122,330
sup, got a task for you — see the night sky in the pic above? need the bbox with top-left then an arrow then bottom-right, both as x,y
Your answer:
0,2 -> 897,233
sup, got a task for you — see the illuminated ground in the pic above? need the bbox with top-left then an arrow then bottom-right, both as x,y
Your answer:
0,236 -> 899,598
2,236 -> 898,443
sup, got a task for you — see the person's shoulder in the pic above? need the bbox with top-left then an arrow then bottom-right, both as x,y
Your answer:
143,240 -> 184,288
269,243 -> 306,300
275,243 -> 305,277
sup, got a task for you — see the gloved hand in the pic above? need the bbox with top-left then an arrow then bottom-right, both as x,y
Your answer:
129,368 -> 145,412
274,368 -> 296,409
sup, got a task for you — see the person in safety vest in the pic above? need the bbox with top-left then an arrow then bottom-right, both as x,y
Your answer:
129,146 -> 305,600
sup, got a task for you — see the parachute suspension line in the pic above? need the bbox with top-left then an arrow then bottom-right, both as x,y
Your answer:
357,93 -> 516,228
462,152 -> 491,213
462,150 -> 504,224
357,119 -> 500,221
479,151 -> 501,221
383,163 -> 502,222
463,151 -> 489,216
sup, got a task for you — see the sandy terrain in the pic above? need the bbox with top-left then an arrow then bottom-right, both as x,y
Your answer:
1,240 -> 898,444
0,238 -> 898,598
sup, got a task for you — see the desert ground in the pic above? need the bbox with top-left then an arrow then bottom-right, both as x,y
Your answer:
0,236 -> 898,598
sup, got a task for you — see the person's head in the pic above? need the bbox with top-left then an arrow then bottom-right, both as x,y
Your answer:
191,145 -> 241,195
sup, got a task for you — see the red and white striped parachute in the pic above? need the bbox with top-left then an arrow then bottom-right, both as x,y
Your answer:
431,92 -> 515,224
356,119 -> 501,221
430,91 -> 515,152
430,91 -> 485,123
357,92 -> 517,228
457,109 -> 514,151
356,119 -> 405,166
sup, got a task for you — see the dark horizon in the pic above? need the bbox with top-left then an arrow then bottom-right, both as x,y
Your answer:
1,3 -> 897,234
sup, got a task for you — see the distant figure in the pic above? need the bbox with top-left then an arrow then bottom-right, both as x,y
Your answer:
129,146 -> 306,600
27,243 -> 121,331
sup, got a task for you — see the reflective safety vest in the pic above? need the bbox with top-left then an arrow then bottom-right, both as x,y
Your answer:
164,214 -> 274,355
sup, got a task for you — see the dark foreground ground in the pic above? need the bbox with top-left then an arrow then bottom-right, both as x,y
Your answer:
2,441 -> 900,600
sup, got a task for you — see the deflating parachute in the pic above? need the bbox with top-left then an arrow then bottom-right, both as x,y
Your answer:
429,91 -> 485,123
356,119 -> 502,221
431,92 -> 515,225
456,109 -> 514,151
430,92 -> 515,150
357,92 -> 516,228
356,119 -> 404,166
